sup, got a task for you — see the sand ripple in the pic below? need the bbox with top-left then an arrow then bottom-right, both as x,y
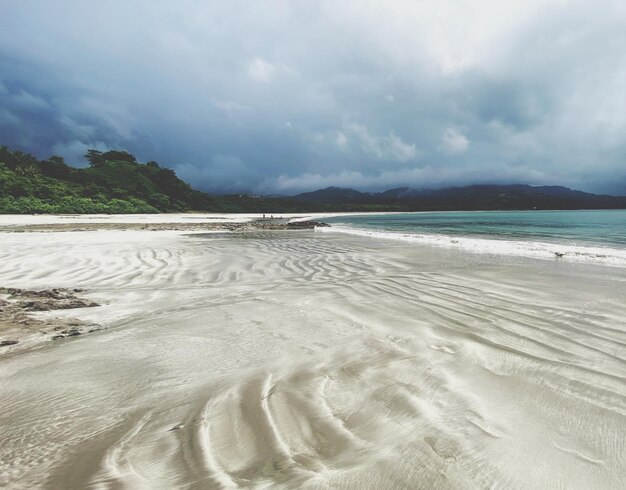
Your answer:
0,229 -> 625,488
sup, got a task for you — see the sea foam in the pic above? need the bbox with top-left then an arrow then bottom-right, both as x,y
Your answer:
317,225 -> 626,267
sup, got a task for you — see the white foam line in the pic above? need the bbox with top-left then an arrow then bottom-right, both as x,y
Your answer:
318,225 -> 626,267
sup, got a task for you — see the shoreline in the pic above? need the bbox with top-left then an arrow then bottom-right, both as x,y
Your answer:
0,211 -> 385,227
320,225 -> 626,268
0,218 -> 329,233
2,210 -> 625,267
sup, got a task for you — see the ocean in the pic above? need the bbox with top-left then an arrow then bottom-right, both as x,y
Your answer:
323,209 -> 626,266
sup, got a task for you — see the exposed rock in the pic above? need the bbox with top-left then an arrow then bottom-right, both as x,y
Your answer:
0,287 -> 100,312
0,287 -> 101,352
0,340 -> 19,347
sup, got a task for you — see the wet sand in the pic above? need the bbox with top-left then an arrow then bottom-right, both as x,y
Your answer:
1,223 -> 625,488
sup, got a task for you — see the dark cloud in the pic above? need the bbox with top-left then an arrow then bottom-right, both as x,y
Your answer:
1,0 -> 625,194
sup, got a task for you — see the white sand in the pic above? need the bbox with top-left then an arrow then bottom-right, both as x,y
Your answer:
0,212 -> 360,227
0,221 -> 625,489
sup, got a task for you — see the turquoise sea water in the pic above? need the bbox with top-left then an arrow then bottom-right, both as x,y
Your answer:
326,210 -> 626,247
323,210 -> 626,265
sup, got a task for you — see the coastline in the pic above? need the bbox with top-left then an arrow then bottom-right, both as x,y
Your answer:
0,215 -> 330,233
1,218 -> 625,488
0,212 -> 370,227
319,224 -> 626,267
4,210 -> 626,268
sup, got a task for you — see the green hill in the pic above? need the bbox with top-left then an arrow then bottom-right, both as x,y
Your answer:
0,146 -> 305,214
0,146 -> 217,213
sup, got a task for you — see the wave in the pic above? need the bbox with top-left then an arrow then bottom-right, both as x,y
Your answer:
317,225 -> 626,267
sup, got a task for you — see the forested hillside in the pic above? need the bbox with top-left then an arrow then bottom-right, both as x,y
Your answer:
0,147 -> 213,213
2,145 -> 625,214
0,146 -> 400,213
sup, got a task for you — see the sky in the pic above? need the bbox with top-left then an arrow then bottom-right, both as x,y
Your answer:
1,0 -> 626,195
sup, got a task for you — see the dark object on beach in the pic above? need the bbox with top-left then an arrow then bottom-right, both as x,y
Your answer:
554,252 -> 565,257
0,340 -> 19,346
242,220 -> 330,230
51,329 -> 82,340
285,220 -> 330,229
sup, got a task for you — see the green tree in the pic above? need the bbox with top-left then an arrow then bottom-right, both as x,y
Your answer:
102,150 -> 137,163
85,149 -> 104,167
40,156 -> 72,179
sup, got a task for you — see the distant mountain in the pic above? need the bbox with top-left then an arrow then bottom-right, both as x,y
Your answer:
292,185 -> 626,210
2,144 -> 625,213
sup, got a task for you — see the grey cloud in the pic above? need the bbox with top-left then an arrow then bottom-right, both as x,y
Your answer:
268,162 -> 567,194
343,123 -> 419,163
1,0 -> 625,195
12,89 -> 50,111
0,109 -> 19,126
440,128 -> 469,155
175,154 -> 258,193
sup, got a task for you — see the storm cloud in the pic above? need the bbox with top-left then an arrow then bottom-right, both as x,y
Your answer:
1,0 -> 625,194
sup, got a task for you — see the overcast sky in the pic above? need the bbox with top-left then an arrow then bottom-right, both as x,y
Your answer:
1,0 -> 626,194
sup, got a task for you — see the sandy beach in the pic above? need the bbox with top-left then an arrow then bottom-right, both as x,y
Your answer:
1,215 -> 625,489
